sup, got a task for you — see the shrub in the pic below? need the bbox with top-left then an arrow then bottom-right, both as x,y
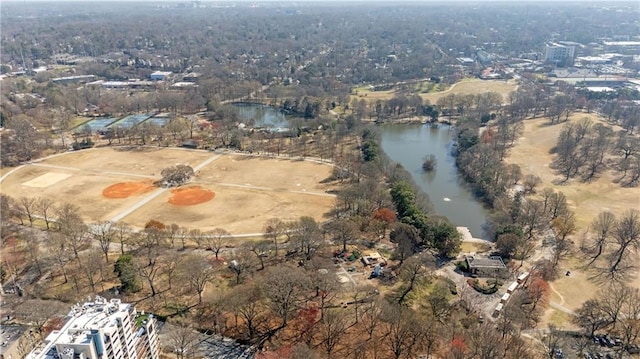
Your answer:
456,260 -> 469,272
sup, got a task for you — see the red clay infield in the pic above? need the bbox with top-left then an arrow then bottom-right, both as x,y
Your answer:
103,181 -> 155,199
168,186 -> 215,206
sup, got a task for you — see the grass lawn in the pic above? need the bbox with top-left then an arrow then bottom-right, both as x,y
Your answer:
505,114 -> 640,230
350,78 -> 517,105
507,112 -> 640,329
460,241 -> 491,254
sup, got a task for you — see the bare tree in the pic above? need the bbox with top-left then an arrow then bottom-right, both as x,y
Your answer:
114,222 -> 131,255
226,283 -> 265,340
522,174 -> 542,195
14,300 -> 67,339
395,254 -> 434,304
37,197 -> 55,230
360,298 -> 384,340
351,284 -> 375,324
247,239 -> 270,271
48,232 -> 72,283
79,248 -> 105,293
294,216 -> 323,258
470,322 -> 508,359
317,308 -> 349,357
205,228 -> 229,260
261,265 -> 311,328
573,299 -> 609,337
94,221 -> 116,262
606,209 -> 640,281
584,211 -> 616,265
135,253 -> 161,297
325,218 -> 358,252
19,197 -> 37,227
229,247 -> 256,284
264,218 -> 285,257
56,203 -> 88,260
382,304 -> 424,359
164,251 -> 182,291
23,233 -> 44,277
166,320 -> 201,359
164,223 -> 181,248
179,253 -> 215,304
1,195 -> 18,239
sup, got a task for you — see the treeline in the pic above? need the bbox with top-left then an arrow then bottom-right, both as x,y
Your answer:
338,126 -> 463,259
552,118 -> 640,186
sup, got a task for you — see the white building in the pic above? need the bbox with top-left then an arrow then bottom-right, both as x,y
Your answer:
27,297 -> 159,359
544,42 -> 575,64
149,71 -> 172,81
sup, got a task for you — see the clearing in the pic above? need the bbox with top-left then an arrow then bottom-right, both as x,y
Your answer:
1,147 -> 337,234
351,78 -> 518,104
505,113 -> 639,230
508,113 -> 640,328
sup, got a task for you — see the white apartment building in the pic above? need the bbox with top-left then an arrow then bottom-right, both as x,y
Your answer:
544,42 -> 576,64
27,297 -> 159,359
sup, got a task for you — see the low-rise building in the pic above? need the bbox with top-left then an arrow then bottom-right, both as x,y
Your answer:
150,71 -> 172,81
465,255 -> 509,279
26,297 -> 159,359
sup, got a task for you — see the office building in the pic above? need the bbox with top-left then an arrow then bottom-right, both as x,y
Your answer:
544,42 -> 575,65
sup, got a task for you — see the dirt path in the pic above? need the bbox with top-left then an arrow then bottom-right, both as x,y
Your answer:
548,282 -> 576,316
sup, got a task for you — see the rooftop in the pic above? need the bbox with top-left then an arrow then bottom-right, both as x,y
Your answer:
466,256 -> 506,269
27,297 -> 132,359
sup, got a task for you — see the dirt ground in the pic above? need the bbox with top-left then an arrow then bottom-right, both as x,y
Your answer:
168,186 -> 215,206
103,181 -> 155,198
1,148 -> 337,234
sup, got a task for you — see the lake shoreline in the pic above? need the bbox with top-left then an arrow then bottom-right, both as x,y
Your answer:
379,123 -> 491,240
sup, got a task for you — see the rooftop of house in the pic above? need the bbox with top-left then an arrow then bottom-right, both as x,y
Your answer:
466,256 -> 506,269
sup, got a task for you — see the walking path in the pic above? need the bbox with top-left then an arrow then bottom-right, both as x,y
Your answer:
548,282 -> 575,316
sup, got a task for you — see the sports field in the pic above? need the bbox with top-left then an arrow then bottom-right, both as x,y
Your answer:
1,148 -> 337,234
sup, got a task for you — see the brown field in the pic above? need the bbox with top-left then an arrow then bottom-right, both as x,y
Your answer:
196,154 -> 336,192
350,78 -> 518,104
127,185 -> 335,233
0,147 -> 337,234
508,114 -> 640,328
421,79 -> 518,104
40,147 -> 213,176
505,114 -> 640,230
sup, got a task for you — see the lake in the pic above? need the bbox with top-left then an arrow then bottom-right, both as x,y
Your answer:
234,103 -> 289,129
380,123 -> 489,239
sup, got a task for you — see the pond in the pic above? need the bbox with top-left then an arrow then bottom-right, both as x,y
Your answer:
380,123 -> 490,239
233,103 -> 290,130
